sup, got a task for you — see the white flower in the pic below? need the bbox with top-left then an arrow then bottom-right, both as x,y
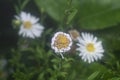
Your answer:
15,11 -> 44,38
51,32 -> 72,58
76,32 -> 104,63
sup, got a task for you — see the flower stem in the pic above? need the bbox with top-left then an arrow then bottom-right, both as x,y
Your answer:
60,53 -> 64,59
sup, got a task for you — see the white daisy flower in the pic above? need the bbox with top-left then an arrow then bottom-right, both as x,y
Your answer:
51,32 -> 72,58
15,11 -> 44,38
76,32 -> 104,63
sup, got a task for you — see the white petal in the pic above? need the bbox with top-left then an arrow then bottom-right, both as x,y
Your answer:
16,11 -> 44,38
76,32 -> 104,63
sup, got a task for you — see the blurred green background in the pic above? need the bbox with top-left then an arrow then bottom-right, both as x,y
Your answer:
0,0 -> 120,80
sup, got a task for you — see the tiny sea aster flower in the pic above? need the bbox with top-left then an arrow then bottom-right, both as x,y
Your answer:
15,11 -> 44,38
51,32 -> 72,58
76,32 -> 104,63
69,29 -> 80,41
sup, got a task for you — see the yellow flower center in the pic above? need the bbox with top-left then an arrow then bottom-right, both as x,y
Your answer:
23,21 -> 32,29
86,43 -> 95,52
54,34 -> 70,49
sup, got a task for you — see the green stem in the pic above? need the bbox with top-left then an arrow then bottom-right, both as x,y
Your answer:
61,0 -> 73,30
15,0 -> 30,14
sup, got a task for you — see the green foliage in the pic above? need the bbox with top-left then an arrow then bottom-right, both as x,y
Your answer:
14,0 -> 30,14
1,0 -> 120,80
66,8 -> 78,25
87,71 -> 100,80
35,0 -> 120,30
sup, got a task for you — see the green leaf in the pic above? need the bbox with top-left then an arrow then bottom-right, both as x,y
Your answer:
66,8 -> 77,24
77,0 -> 120,30
109,77 -> 120,80
87,71 -> 100,80
51,58 -> 60,63
34,0 -> 120,30
21,0 -> 30,10
53,64 -> 58,70
97,26 -> 120,51
34,0 -> 67,21
38,72 -> 45,80
62,63 -> 71,68
59,72 -> 67,77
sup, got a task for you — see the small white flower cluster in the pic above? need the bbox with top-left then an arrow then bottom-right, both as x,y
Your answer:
15,11 -> 44,39
51,31 -> 104,63
14,11 -> 104,63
